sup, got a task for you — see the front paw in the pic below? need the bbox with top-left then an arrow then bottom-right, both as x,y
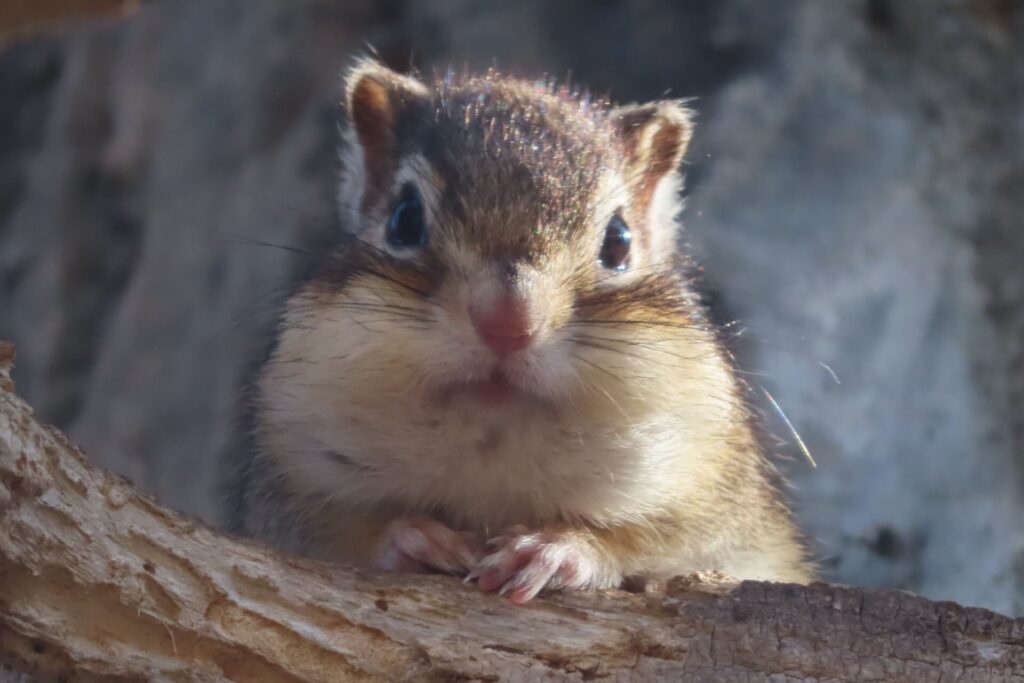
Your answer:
374,517 -> 482,576
468,530 -> 617,603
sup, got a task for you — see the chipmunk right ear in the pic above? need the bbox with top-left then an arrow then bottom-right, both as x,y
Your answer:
343,60 -> 429,211
610,101 -> 694,203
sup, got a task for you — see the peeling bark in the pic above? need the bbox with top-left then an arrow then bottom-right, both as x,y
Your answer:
0,342 -> 1023,682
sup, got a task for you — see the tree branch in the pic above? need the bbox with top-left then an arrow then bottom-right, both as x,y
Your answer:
0,341 -> 1021,682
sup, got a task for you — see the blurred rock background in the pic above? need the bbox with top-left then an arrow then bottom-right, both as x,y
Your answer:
0,0 -> 1021,614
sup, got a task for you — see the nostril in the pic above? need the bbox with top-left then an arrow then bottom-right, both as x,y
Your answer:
470,295 -> 534,356
478,330 -> 533,356
473,313 -> 530,340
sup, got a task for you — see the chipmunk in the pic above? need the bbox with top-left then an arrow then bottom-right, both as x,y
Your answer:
224,60 -> 813,603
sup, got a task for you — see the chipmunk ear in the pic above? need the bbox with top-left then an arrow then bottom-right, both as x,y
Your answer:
342,60 -> 429,214
611,101 -> 693,201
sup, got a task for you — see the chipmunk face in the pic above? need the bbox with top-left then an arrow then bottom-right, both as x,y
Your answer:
294,62 -> 699,413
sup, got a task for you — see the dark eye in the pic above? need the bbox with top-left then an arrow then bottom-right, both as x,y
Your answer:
598,214 -> 632,271
386,185 -> 427,248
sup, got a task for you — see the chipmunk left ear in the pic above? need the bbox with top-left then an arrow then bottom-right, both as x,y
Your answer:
611,101 -> 694,201
342,60 -> 429,215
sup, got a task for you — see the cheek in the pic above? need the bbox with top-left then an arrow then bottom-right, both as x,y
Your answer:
567,318 -> 737,418
276,283 -> 448,398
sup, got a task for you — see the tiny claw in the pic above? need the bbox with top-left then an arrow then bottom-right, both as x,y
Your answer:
472,530 -> 614,603
485,535 -> 509,549
374,518 -> 483,576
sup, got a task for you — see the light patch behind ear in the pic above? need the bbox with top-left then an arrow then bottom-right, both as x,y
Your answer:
341,61 -> 429,222
611,101 -> 694,206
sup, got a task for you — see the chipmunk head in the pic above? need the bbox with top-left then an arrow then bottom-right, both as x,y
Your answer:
298,61 -> 698,410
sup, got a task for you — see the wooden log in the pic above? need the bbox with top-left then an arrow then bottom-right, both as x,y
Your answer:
1,340 -> 1022,682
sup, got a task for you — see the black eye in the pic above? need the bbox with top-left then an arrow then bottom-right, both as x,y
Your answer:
599,214 -> 632,271
386,185 -> 427,248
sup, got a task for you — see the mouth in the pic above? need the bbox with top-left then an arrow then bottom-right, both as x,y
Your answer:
441,370 -> 530,406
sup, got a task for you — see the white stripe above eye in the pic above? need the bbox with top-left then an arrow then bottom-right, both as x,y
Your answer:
590,168 -> 649,287
378,155 -> 444,259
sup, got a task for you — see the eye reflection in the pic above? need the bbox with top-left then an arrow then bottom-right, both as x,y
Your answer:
386,184 -> 427,248
599,214 -> 631,271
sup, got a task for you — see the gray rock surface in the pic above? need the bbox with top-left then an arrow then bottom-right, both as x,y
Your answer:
1,0 -> 1021,614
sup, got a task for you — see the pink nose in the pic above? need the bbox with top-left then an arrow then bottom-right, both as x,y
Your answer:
471,295 -> 534,357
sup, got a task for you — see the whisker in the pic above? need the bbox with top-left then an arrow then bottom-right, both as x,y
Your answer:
761,387 -> 817,469
570,358 -> 632,421
210,230 -> 318,257
570,351 -> 626,385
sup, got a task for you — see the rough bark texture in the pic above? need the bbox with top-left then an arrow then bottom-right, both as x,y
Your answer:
1,344 -> 1023,682
1,0 -> 1023,617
